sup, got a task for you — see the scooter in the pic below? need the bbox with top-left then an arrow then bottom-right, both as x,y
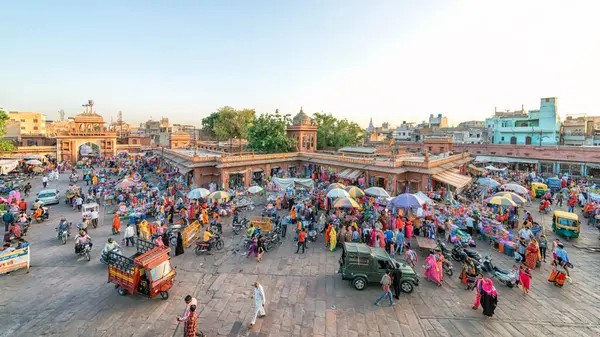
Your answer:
34,207 -> 50,223
482,255 -> 516,288
100,247 -> 122,265
308,229 -> 318,242
451,242 -> 482,263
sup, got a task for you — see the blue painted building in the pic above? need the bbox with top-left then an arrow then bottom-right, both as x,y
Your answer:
486,97 -> 561,145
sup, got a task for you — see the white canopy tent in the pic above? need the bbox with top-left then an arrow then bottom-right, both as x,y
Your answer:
0,160 -> 18,175
271,177 -> 315,190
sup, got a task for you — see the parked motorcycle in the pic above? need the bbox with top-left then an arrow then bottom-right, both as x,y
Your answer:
100,247 -> 122,265
232,218 -> 248,235
264,231 -> 282,252
308,229 -> 318,242
209,220 -> 223,235
435,240 -> 454,276
482,255 -> 516,288
451,243 -> 482,263
194,234 -> 224,255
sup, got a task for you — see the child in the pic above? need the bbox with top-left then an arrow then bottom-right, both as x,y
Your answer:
519,266 -> 532,295
405,243 -> 418,268
389,241 -> 396,258
512,265 -> 520,287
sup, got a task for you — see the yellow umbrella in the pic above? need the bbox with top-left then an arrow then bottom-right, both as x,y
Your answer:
333,197 -> 362,209
484,196 -> 517,207
327,183 -> 346,191
208,191 -> 230,200
493,192 -> 526,205
345,186 -> 365,198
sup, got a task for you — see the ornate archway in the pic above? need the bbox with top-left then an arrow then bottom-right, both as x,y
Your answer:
79,142 -> 101,160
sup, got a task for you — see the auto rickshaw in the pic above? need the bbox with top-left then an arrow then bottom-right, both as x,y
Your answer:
546,177 -> 561,193
107,238 -> 175,299
552,210 -> 580,240
531,182 -> 548,198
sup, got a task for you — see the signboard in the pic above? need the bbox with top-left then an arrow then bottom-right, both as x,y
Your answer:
182,221 -> 200,248
0,247 -> 30,274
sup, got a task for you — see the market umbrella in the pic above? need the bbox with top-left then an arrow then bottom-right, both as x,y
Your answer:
484,195 -> 517,207
247,186 -> 263,194
327,183 -> 346,192
477,177 -> 500,188
333,197 -> 362,209
493,192 -> 526,205
208,190 -> 230,200
32,167 -> 43,173
500,183 -> 528,195
390,193 -> 424,209
25,159 -> 42,165
187,188 -> 210,199
327,188 -> 350,199
115,179 -> 136,189
364,187 -> 391,198
344,186 -> 365,199
414,191 -> 435,205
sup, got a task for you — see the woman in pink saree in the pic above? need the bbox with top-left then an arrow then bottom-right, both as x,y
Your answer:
424,251 -> 442,286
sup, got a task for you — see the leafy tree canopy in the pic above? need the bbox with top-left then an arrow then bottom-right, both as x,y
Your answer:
313,112 -> 364,150
247,110 -> 295,153
0,110 -> 15,152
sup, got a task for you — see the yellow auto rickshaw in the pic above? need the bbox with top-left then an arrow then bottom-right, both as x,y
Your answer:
552,211 -> 579,240
531,182 -> 548,198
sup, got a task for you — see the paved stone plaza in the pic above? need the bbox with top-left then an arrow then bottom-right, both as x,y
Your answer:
1,175 -> 600,337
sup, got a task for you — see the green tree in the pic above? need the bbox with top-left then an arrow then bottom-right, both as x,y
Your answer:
0,109 -> 15,152
201,112 -> 219,138
211,106 -> 255,151
313,112 -> 364,149
247,111 -> 295,153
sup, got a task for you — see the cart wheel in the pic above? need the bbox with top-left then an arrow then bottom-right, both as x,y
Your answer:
160,291 -> 169,300
117,288 -> 128,296
216,240 -> 224,250
85,252 -> 91,261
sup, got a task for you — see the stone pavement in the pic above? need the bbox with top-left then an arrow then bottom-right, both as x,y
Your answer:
1,174 -> 600,336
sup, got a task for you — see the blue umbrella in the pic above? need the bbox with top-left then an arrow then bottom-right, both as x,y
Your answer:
390,193 -> 424,209
187,188 -> 210,199
477,177 -> 500,188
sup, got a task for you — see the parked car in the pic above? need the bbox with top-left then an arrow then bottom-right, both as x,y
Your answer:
338,242 -> 419,293
37,189 -> 60,206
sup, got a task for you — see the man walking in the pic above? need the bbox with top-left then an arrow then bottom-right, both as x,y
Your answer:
3,210 -> 15,232
124,223 -> 136,247
42,175 -> 48,188
375,271 -> 395,307
391,268 -> 403,300
249,282 -> 266,328
296,228 -> 307,254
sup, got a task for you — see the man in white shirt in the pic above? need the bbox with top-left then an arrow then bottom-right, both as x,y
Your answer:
42,176 -> 48,188
124,223 -> 136,246
249,282 -> 266,327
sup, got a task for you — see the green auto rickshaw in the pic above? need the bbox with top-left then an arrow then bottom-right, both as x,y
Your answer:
552,210 -> 580,240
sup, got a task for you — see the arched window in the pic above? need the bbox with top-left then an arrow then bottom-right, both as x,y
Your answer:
510,136 -> 517,144
525,136 -> 532,145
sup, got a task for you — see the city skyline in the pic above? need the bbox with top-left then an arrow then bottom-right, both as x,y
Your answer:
1,0 -> 599,127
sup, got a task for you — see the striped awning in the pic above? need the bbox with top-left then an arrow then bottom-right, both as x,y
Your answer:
432,170 -> 473,190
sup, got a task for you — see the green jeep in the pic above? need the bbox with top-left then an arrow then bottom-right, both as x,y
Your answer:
338,242 -> 419,293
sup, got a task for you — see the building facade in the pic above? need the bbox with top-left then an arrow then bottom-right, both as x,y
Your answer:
7,111 -> 46,136
286,109 -> 317,152
486,97 -> 561,146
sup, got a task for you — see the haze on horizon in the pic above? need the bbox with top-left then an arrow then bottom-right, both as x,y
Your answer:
1,0 -> 598,128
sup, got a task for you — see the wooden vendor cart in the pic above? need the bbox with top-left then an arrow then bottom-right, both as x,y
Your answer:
250,216 -> 273,231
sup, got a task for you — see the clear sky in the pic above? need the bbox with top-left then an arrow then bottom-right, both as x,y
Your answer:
1,0 -> 599,127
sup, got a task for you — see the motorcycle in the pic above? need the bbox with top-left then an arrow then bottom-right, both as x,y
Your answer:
34,207 -> 50,223
194,234 -> 224,255
18,220 -> 31,237
308,229 -> 318,242
232,218 -> 248,235
75,241 -> 92,261
209,221 -> 223,235
100,247 -> 122,265
451,243 -> 483,273
482,255 -> 516,288
56,224 -> 72,244
264,232 -> 282,252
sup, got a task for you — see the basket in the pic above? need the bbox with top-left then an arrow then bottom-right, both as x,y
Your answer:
504,245 -> 514,257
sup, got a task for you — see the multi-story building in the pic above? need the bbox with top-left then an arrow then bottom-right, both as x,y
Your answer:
485,97 -> 561,145
393,121 -> 415,141
561,115 -> 600,146
7,111 -> 46,135
46,120 -> 74,137
429,114 -> 448,128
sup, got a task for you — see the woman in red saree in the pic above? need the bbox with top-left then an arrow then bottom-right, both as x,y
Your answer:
525,240 -> 539,269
